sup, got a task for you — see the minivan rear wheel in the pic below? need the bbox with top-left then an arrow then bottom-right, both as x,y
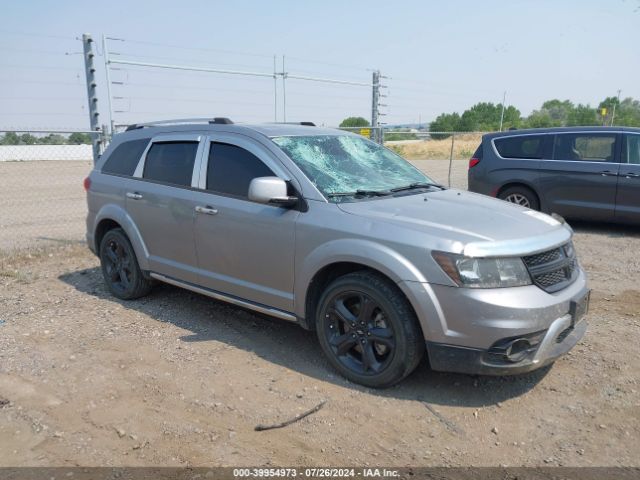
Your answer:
99,228 -> 152,300
499,186 -> 540,210
316,271 -> 424,388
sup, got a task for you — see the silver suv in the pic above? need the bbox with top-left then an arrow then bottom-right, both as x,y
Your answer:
85,118 -> 590,387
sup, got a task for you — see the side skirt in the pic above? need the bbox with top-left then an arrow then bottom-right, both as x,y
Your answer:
149,272 -> 298,323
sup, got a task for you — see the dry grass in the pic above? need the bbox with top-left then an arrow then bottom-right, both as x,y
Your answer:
386,133 -> 483,160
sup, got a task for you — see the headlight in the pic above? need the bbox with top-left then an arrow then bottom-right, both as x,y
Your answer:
432,251 -> 532,288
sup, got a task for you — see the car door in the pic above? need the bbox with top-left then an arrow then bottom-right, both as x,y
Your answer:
125,134 -> 205,283
537,132 -> 620,220
615,132 -> 640,223
192,134 -> 299,313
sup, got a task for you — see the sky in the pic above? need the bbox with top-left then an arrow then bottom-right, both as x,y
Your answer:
0,0 -> 638,131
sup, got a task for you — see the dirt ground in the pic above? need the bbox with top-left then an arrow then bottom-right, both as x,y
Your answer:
0,223 -> 639,467
0,158 -> 638,468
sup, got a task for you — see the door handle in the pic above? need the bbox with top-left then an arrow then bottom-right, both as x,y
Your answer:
195,205 -> 219,215
624,172 -> 640,178
126,192 -> 143,200
599,170 -> 617,177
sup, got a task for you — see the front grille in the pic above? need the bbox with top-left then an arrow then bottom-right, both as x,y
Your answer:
523,249 -> 561,266
522,243 -> 578,293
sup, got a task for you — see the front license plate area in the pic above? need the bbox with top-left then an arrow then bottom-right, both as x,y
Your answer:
570,290 -> 590,325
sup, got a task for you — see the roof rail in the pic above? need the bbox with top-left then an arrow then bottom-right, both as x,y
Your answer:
267,121 -> 316,127
125,117 -> 234,131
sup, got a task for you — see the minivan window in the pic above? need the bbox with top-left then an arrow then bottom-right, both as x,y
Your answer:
102,138 -> 150,176
553,134 -> 616,162
143,141 -> 198,187
622,134 -> 640,165
493,135 -> 545,159
207,142 -> 275,197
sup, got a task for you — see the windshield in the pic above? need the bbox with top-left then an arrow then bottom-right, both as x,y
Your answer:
272,135 -> 435,201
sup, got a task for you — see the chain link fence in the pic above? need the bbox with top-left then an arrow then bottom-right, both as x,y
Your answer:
0,127 -> 486,256
0,130 -> 100,254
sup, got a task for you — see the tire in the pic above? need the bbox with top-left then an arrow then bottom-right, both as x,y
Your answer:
99,228 -> 152,300
315,271 -> 424,388
498,185 -> 540,211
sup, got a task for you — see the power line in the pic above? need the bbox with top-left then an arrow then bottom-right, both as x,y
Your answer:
0,64 -> 82,72
0,30 -> 76,40
106,36 -> 274,59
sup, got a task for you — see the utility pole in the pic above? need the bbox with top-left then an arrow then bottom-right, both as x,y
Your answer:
102,35 -> 116,136
611,89 -> 622,126
81,34 -> 101,163
273,56 -> 278,122
371,70 -> 380,142
499,91 -> 506,131
282,55 -> 287,122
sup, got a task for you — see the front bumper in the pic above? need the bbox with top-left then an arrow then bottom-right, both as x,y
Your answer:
426,314 -> 587,375
399,267 -> 589,375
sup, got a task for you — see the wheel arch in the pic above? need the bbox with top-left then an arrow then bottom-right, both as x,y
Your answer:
296,240 -> 428,334
93,204 -> 150,270
496,182 -> 543,210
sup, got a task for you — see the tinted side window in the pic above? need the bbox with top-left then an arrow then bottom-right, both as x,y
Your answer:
142,141 -> 198,187
207,142 -> 275,197
622,134 -> 640,165
553,134 -> 616,162
102,138 -> 150,176
494,135 -> 545,159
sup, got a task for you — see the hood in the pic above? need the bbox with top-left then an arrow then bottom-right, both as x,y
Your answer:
337,189 -> 572,257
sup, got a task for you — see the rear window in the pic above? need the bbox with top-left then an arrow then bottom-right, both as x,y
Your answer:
553,134 -> 615,162
143,141 -> 199,187
102,138 -> 150,176
494,135 -> 545,159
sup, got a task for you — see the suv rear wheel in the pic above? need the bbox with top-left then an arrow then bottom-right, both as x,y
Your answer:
499,185 -> 540,210
99,228 -> 152,300
316,271 -> 424,388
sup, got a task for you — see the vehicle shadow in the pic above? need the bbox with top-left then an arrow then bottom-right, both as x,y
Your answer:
59,267 -> 551,408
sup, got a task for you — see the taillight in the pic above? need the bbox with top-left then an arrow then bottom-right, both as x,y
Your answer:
469,157 -> 480,169
83,176 -> 91,191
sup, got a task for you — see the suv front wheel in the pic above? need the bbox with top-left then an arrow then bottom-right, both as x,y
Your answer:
316,271 -> 424,388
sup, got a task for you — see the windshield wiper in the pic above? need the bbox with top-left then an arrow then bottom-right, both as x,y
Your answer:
327,189 -> 392,198
390,182 -> 445,193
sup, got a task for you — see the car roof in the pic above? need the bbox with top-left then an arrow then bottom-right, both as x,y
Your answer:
484,125 -> 640,140
113,121 -> 352,142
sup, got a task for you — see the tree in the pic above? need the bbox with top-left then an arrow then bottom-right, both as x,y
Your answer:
540,99 -> 573,125
430,102 -> 521,136
339,116 -> 370,128
38,134 -> 66,145
566,104 -> 598,126
612,97 -> 640,127
0,131 -> 20,145
68,132 -> 93,144
19,133 -> 38,145
523,110 -> 555,128
428,112 -> 461,139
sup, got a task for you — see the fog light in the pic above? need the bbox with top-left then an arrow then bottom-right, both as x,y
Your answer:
505,339 -> 532,363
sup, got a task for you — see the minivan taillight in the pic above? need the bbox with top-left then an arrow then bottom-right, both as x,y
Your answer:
469,157 -> 480,169
83,176 -> 91,191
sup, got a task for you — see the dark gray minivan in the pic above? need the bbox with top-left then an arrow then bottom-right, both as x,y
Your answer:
468,126 -> 640,223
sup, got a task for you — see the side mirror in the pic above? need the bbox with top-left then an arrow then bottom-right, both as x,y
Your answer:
248,177 -> 298,207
